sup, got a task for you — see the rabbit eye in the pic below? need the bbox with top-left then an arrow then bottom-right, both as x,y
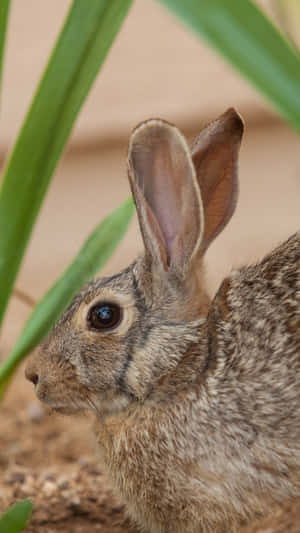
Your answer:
88,302 -> 122,331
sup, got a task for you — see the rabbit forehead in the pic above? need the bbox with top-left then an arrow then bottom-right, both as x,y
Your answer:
84,264 -> 136,298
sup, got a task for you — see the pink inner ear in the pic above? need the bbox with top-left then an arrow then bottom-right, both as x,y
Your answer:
146,142 -> 180,255
192,144 -> 238,251
191,109 -> 243,251
129,120 -> 202,270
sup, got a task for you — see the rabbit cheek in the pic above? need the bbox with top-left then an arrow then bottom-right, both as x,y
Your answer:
74,337 -> 129,406
40,364 -> 77,406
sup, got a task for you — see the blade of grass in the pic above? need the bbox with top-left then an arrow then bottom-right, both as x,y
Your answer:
0,0 -> 10,99
0,500 -> 32,533
0,197 -> 134,397
158,0 -> 300,132
0,0 -> 133,329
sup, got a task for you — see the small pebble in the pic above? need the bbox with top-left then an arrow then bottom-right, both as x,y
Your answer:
70,495 -> 81,506
42,480 -> 56,496
61,490 -> 75,500
39,468 -> 56,482
57,476 -> 69,490
20,475 -> 34,492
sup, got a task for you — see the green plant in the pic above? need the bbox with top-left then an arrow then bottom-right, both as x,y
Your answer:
0,1 -> 10,94
159,0 -> 300,133
0,500 -> 32,533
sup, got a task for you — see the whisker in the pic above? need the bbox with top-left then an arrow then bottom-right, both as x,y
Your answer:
72,396 -> 81,411
86,394 -> 102,418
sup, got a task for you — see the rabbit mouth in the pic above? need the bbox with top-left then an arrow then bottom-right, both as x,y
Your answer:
37,395 -> 82,415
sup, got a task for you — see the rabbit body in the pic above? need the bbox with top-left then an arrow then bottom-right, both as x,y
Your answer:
26,110 -> 300,532
92,233 -> 300,533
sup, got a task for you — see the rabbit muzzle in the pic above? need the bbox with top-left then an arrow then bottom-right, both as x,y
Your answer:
25,350 -> 83,413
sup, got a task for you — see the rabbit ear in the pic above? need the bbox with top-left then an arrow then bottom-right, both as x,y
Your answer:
191,108 -> 244,252
128,119 -> 204,273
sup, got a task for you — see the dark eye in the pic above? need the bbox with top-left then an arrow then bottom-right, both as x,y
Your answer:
88,302 -> 122,331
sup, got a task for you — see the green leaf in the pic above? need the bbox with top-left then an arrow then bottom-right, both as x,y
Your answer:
0,198 -> 134,397
0,500 -> 32,533
158,0 -> 300,131
0,0 -> 10,98
0,0 -> 133,329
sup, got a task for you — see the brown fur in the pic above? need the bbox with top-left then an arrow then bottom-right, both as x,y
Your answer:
25,110 -> 300,532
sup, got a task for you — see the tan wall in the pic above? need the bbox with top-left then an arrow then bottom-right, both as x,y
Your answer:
1,0 -> 282,153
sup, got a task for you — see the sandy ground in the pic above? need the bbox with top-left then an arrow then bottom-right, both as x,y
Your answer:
0,120 -> 299,531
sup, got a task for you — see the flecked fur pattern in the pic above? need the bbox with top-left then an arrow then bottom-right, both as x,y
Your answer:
26,110 -> 300,532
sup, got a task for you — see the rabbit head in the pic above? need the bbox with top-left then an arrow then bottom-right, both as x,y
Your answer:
25,108 -> 243,418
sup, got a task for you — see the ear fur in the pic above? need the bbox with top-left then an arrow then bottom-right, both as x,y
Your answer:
127,119 -> 204,273
127,109 -> 244,276
191,108 -> 244,251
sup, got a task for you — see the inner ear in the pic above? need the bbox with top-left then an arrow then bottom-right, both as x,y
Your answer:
128,120 -> 203,272
191,108 -> 244,251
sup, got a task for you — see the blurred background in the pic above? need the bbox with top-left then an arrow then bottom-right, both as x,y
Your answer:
1,0 -> 300,351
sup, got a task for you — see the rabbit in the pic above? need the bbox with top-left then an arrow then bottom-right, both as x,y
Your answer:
25,108 -> 300,533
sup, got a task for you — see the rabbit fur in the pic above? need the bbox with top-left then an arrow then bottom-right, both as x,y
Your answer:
26,109 -> 300,532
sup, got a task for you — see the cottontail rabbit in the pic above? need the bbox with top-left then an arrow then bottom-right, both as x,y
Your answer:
26,109 -> 300,533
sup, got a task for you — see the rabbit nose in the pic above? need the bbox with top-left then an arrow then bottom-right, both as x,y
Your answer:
27,371 -> 39,386
25,361 -> 39,386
